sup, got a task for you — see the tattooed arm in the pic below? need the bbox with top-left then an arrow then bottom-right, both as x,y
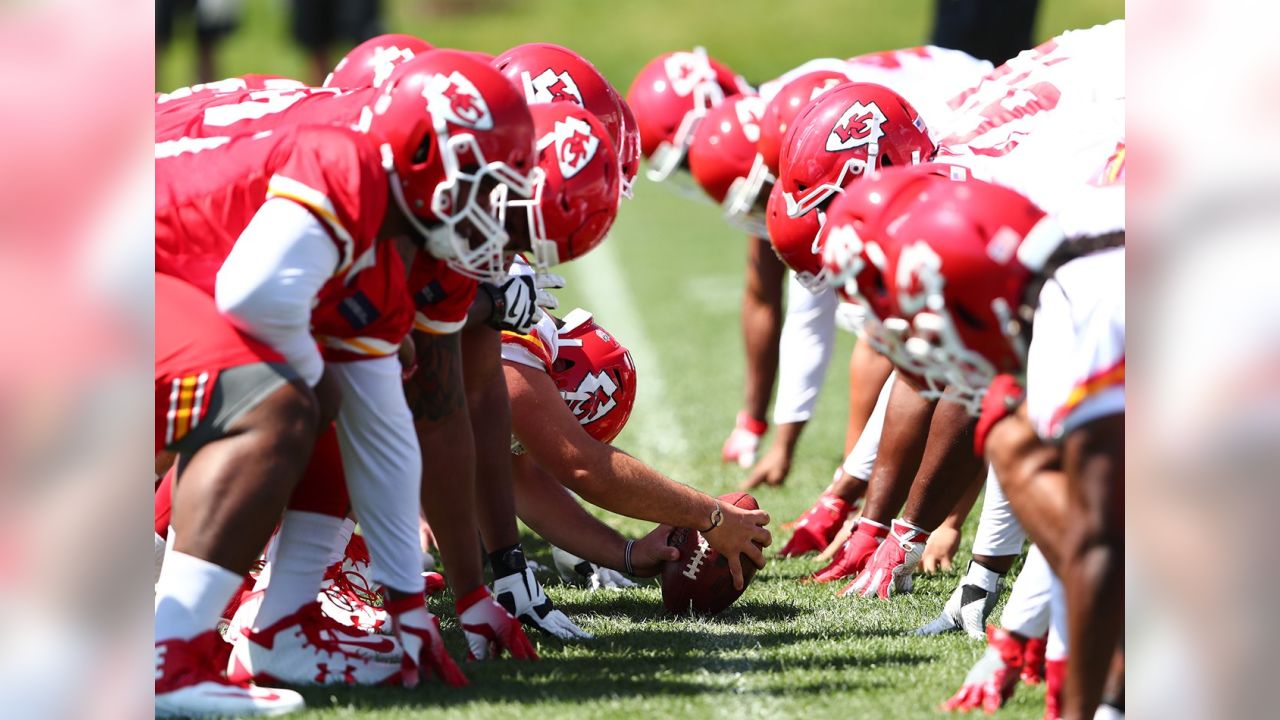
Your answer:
407,329 -> 484,597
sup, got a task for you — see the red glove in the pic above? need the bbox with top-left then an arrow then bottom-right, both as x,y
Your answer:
1022,635 -> 1047,684
456,587 -> 538,661
721,411 -> 767,468
778,492 -> 852,557
840,519 -> 929,599
809,519 -> 888,583
385,593 -> 468,688
941,625 -> 1027,713
974,374 -> 1026,456
1043,658 -> 1066,720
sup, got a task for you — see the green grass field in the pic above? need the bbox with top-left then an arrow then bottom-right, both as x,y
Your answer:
159,2 -> 1121,717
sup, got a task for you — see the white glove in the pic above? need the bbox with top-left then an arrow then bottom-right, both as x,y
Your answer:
492,274 -> 543,334
552,546 -> 637,591
533,271 -> 565,311
493,568 -> 593,640
915,574 -> 1000,638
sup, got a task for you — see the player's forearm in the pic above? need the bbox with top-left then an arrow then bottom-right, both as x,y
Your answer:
1061,416 -> 1125,720
512,457 -> 627,570
555,442 -> 715,530
986,414 -> 1070,569
741,236 -> 784,421
408,331 -> 484,596
465,335 -> 521,551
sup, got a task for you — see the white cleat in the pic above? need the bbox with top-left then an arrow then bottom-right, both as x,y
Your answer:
228,600 -> 403,686
317,538 -> 390,634
156,631 -> 304,718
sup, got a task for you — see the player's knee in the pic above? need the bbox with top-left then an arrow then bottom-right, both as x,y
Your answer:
265,380 -> 320,452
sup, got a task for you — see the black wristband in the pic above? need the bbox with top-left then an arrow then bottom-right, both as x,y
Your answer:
478,282 -> 506,329
487,544 -> 528,580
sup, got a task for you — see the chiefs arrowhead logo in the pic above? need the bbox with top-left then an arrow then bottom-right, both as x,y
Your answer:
826,101 -> 887,152
546,116 -> 600,180
663,51 -> 716,97
810,78 -> 842,101
521,68 -> 584,106
421,71 -> 493,130
368,44 -> 418,88
560,370 -> 618,425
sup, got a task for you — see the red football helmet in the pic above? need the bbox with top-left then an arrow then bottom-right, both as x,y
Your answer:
816,165 -> 963,397
363,50 -> 536,283
874,175 -> 1065,414
493,43 -> 624,150
687,93 -> 768,233
626,48 -> 747,183
764,182 -> 824,291
778,82 -> 934,219
501,103 -> 620,270
552,309 -> 637,444
615,90 -> 641,200
324,34 -> 434,89
758,70 -> 849,177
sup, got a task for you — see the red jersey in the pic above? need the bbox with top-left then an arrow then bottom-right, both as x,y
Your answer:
156,273 -> 283,453
155,86 -> 364,144
156,124 -> 413,359
405,250 -> 478,335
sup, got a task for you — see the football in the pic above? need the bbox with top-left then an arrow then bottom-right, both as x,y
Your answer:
660,492 -> 760,616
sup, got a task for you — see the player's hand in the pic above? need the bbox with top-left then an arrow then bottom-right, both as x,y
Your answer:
492,274 -> 544,334
975,373 -> 1025,456
739,443 -> 791,490
915,574 -> 1000,638
810,518 -> 887,583
703,502 -> 771,591
940,626 -> 1028,713
456,587 -> 539,661
778,492 -> 852,557
816,515 -> 858,563
841,519 -> 929,599
493,568 -> 592,641
721,411 -> 766,469
386,594 -> 468,688
920,525 -> 961,575
624,525 -> 681,579
551,545 -> 633,589
532,271 -> 565,311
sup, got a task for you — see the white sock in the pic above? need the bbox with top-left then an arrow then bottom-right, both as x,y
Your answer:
325,518 -> 357,566
155,551 -> 243,643
252,510 -> 345,628
964,560 -> 1003,593
1094,704 -> 1124,720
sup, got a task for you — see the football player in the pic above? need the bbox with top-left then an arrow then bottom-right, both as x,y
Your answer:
157,50 -> 544,684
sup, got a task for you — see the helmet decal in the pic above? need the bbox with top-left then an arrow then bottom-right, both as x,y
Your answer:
367,44 -> 419,88
561,370 -> 620,425
663,51 -> 716,97
422,71 -> 493,130
826,101 -> 888,152
521,68 -> 585,105
550,115 -> 600,179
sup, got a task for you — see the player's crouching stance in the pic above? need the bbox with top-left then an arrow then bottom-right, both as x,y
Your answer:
155,274 -> 315,718
501,298 -> 773,591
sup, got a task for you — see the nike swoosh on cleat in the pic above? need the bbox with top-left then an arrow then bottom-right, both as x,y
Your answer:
208,690 -> 283,701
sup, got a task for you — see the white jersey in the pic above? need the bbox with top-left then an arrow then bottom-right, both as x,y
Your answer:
757,47 -> 992,137
1025,247 -> 1126,442
937,20 -> 1126,233
843,46 -> 994,134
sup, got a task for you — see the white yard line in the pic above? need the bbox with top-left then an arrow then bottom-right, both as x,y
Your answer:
563,239 -> 690,458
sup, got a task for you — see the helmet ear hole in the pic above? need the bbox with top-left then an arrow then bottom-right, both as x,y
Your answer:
412,137 -> 431,165
952,302 -> 986,331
